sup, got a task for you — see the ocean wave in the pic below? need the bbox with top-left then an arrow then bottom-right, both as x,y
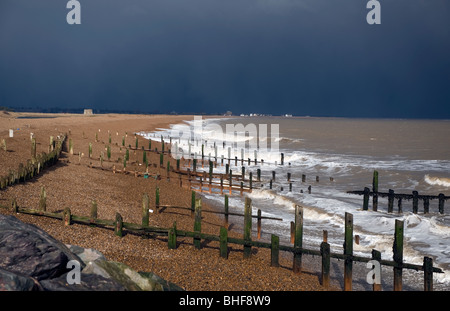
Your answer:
424,174 -> 450,188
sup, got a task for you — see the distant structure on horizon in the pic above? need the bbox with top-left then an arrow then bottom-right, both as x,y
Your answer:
83,109 -> 93,115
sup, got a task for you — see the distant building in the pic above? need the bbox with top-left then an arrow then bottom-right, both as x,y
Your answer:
84,109 -> 93,115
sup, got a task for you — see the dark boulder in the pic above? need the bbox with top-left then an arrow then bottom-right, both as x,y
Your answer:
0,215 -> 84,280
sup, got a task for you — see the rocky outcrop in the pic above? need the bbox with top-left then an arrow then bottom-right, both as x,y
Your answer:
0,214 -> 183,291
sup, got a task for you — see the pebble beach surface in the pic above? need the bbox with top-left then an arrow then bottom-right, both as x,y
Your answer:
0,111 -> 331,291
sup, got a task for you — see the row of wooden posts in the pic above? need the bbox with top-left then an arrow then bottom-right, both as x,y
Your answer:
348,171 -> 448,215
1,187 -> 443,291
0,135 -> 66,190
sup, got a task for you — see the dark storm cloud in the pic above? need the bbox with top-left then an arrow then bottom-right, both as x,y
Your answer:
0,0 -> 449,118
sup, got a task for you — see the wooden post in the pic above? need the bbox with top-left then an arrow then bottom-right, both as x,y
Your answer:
241,166 -> 245,180
423,257 -> 433,291
249,172 -> 253,190
160,153 -> 164,168
293,205 -> 303,274
423,197 -> 430,214
287,172 -> 291,182
194,198 -> 202,249
168,222 -> 177,249
155,187 -> 160,213
271,234 -> 280,267
31,138 -> 36,159
39,186 -> 47,212
308,185 -> 311,194
142,193 -> 149,227
220,175 -> 224,195
272,171 -> 276,181
257,209 -> 262,239
243,197 -> 252,259
63,207 -> 71,226
90,200 -> 98,224
412,191 -> 419,214
280,153 -> 284,165
257,168 -> 261,182
11,198 -> 18,213
89,142 -> 92,159
388,189 -> 395,213
220,226 -> 228,259
393,219 -> 404,291
302,174 -> 306,182
371,249 -> 382,291
229,170 -> 232,195
320,241 -> 330,289
344,212 -> 353,291
193,159 -> 197,172
269,179 -> 272,190
438,193 -> 445,214
191,190 -> 195,217
224,195 -> 229,225
372,170 -> 378,211
290,221 -> 295,244
398,198 -> 403,214
115,213 -> 123,237
363,187 -> 370,211
240,181 -> 243,196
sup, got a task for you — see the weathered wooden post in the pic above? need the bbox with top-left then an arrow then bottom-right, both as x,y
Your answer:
257,168 -> 261,182
308,185 -> 311,194
191,190 -> 196,217
388,189 -> 395,213
241,166 -> 245,180
271,234 -> 280,267
412,191 -> 419,214
280,153 -> 284,165
90,200 -> 98,224
423,256 -> 433,291
155,187 -> 160,213
115,213 -> 123,237
287,172 -> 291,182
220,226 -> 228,259
224,194 -> 229,225
344,212 -> 353,291
229,170 -> 233,195
63,207 -> 72,226
160,153 -> 164,168
393,219 -> 404,291
371,249 -> 382,291
257,209 -> 262,239
363,187 -> 370,211
272,171 -> 276,181
423,197 -> 430,214
243,197 -> 252,259
225,163 -> 229,175
269,179 -> 272,190
39,186 -> 47,212
168,222 -> 177,249
372,170 -> 378,211
31,138 -> 36,159
320,241 -> 330,289
89,142 -> 92,159
194,198 -> 202,249
438,193 -> 445,214
302,174 -> 306,183
293,205 -> 303,274
142,193 -> 149,227
220,175 -> 224,195
290,221 -> 295,244
193,158 -> 197,172
398,198 -> 403,213
249,172 -> 253,190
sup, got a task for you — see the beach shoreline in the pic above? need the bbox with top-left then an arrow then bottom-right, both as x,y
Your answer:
0,111 -> 329,291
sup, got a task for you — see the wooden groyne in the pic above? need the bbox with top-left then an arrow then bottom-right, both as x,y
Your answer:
348,171 -> 448,214
0,134 -> 66,190
0,194 -> 443,291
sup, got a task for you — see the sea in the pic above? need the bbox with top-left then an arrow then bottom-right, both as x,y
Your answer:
140,116 -> 450,291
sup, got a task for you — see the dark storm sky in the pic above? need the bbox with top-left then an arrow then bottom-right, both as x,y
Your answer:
0,0 -> 449,118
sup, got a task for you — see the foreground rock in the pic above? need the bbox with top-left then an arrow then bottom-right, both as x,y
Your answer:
0,214 -> 183,291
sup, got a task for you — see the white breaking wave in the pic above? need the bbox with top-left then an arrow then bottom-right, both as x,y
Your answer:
424,174 -> 450,188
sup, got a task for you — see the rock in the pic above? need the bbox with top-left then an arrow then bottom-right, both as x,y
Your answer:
0,215 -> 84,280
82,260 -> 184,291
0,267 -> 42,291
39,273 -> 127,291
66,244 -> 107,264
